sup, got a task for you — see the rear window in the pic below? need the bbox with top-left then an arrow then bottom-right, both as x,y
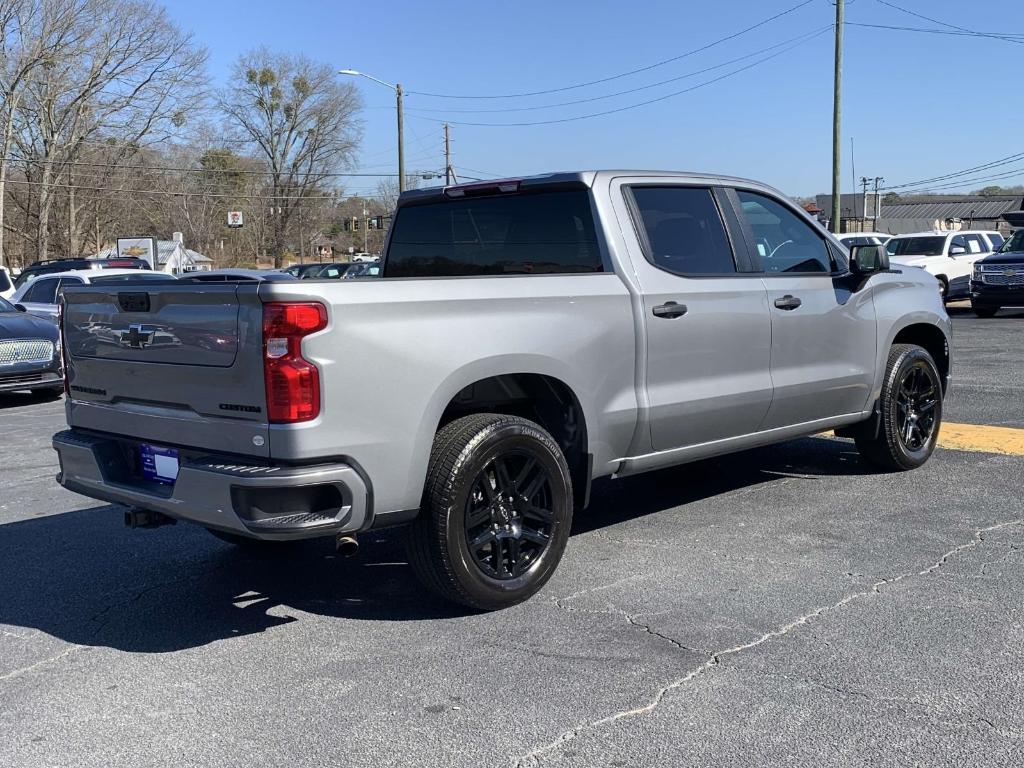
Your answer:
887,236 -> 946,256
385,190 -> 602,277
987,233 -> 1005,249
89,273 -> 176,284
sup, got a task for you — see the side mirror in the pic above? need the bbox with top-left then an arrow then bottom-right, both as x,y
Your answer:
949,245 -> 967,256
849,243 -> 889,275
14,303 -> 27,312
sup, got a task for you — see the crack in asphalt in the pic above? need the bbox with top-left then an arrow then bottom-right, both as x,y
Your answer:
515,519 -> 1024,767
554,578 -> 711,655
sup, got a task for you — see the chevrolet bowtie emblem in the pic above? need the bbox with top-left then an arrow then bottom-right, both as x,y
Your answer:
120,324 -> 154,349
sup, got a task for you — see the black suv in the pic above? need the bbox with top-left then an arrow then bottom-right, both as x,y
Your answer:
970,230 -> 1024,317
13,257 -> 150,289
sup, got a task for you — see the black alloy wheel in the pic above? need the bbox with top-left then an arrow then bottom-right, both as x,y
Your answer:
855,343 -> 943,471
895,362 -> 939,452
409,413 -> 573,611
463,451 -> 554,581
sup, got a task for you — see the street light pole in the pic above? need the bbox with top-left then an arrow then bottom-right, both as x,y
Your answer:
339,69 -> 406,194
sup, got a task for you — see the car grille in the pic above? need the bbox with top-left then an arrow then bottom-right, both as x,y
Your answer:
0,339 -> 54,366
978,268 -> 1024,286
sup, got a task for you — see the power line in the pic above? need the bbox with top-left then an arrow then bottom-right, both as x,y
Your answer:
406,0 -> 818,99
0,157 -> 416,178
889,167 -> 1024,195
406,27 -> 832,115
872,0 -> 1024,43
1,177 -> 400,201
846,21 -> 1024,45
884,151 -> 1024,191
409,28 -> 830,127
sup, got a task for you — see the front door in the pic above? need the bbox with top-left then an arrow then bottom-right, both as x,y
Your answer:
614,181 -> 774,452
732,189 -> 877,429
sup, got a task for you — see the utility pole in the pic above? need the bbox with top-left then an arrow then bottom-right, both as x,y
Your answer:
860,176 -> 870,226
830,0 -> 844,234
872,176 -> 884,226
444,123 -> 452,186
396,83 -> 405,193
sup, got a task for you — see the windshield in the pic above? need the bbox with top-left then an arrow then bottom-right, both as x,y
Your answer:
887,236 -> 946,257
89,273 -> 177,284
1000,230 -> 1024,253
0,295 -> 15,312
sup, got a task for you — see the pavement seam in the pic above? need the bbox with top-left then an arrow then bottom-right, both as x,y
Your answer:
514,518 -> 1023,767
0,644 -> 87,682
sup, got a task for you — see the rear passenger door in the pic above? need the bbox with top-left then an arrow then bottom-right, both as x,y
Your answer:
732,188 -> 877,429
616,182 -> 773,452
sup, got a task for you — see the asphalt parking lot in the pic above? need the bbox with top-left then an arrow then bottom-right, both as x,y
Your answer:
1,306 -> 1022,768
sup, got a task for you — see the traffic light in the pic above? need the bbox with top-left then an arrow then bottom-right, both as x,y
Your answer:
352,217 -> 360,231
343,219 -> 351,232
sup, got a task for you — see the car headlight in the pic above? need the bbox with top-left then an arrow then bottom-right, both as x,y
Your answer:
973,264 -> 983,280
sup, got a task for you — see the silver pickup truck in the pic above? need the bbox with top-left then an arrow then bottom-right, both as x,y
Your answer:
53,171 -> 952,610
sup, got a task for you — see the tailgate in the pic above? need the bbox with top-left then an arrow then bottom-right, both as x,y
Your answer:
62,282 -> 270,458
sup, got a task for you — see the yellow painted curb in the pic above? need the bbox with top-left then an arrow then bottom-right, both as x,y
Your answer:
937,422 -> 1024,457
826,422 -> 1024,456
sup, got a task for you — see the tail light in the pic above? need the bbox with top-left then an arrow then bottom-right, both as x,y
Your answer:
262,302 -> 327,423
58,295 -> 69,396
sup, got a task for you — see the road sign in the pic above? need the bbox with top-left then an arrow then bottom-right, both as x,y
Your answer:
116,237 -> 158,269
227,211 -> 244,228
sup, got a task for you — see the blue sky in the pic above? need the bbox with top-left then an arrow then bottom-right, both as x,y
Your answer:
165,0 -> 1023,196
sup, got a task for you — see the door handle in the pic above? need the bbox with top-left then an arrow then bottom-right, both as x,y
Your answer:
652,301 -> 688,319
774,295 -> 802,310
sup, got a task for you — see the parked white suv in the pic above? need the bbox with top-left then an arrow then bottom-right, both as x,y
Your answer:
0,266 -> 14,300
887,230 -> 1001,301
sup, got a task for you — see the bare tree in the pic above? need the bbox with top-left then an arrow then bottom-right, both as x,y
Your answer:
375,174 -> 420,214
12,0 -> 207,261
0,0 -> 92,267
220,48 -> 361,267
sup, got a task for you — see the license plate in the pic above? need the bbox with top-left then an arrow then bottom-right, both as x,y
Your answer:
139,443 -> 179,484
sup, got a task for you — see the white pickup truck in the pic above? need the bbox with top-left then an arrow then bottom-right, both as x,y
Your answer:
53,171 -> 952,610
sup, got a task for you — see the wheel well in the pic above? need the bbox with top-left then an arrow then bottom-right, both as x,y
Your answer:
439,374 -> 591,511
893,324 -> 949,391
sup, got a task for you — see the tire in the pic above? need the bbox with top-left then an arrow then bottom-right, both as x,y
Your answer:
855,344 -> 943,471
972,304 -> 999,318
408,413 -> 573,611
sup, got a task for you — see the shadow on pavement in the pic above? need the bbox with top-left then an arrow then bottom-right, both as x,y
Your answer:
0,436 -> 868,653
946,304 -> 1024,319
0,390 -> 63,410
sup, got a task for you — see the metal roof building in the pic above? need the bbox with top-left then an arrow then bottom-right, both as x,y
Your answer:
878,196 -> 1023,222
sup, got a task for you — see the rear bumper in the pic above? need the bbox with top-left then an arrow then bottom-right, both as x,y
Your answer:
970,281 -> 1024,306
52,429 -> 371,540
